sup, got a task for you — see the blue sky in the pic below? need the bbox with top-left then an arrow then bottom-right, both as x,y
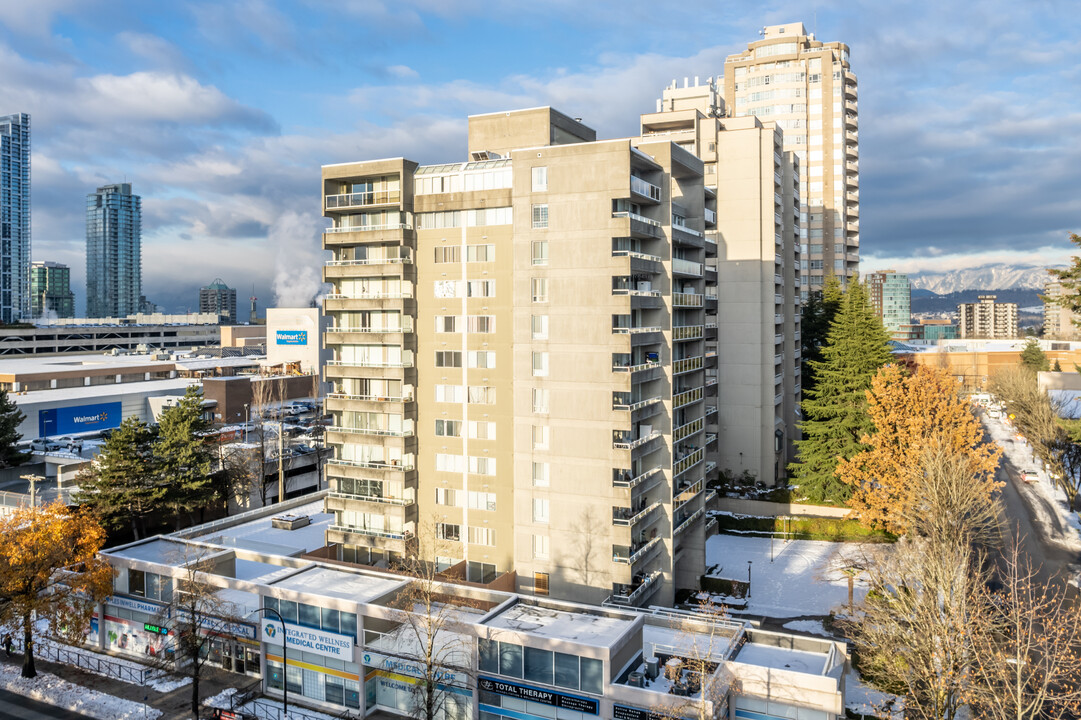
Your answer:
1,0 -> 1078,314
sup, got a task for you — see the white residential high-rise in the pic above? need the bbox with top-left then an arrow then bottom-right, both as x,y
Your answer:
722,22 -> 859,299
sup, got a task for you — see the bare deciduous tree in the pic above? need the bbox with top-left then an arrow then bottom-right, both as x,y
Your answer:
651,601 -> 740,720
967,543 -> 1081,720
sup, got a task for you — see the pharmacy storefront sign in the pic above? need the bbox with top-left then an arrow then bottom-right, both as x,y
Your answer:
261,621 -> 353,660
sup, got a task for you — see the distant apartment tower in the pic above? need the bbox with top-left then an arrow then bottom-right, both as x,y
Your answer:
199,278 -> 237,324
86,183 -> 141,318
643,80 -> 802,478
320,106 -> 784,608
722,22 -> 859,299
867,270 -> 911,340
29,261 -> 75,319
1043,281 -> 1081,340
958,294 -> 1018,339
0,113 -> 31,323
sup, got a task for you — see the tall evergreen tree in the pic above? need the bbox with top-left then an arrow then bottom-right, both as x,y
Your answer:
1019,338 -> 1049,372
1045,232 -> 1081,315
0,389 -> 29,468
799,275 -> 844,394
157,386 -> 216,526
789,280 -> 893,504
74,417 -> 162,538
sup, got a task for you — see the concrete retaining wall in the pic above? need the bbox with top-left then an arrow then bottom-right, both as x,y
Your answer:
713,496 -> 852,518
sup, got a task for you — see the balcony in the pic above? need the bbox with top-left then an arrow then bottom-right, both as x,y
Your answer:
704,208 -> 717,227
328,488 -> 416,507
325,324 -> 413,342
613,466 -> 662,489
612,249 -> 663,276
328,425 -> 413,438
705,432 -> 718,445
613,395 -> 664,413
630,176 -> 662,203
612,501 -> 662,528
673,325 -> 704,342
328,524 -> 413,541
674,479 -> 702,507
672,356 -> 703,375
705,375 -> 718,388
328,458 -> 414,472
325,221 -> 410,235
326,391 -> 413,403
612,360 -> 662,380
326,357 -> 414,369
705,405 -> 717,417
674,387 -> 703,409
613,536 -> 663,566
674,447 -> 704,477
673,507 -> 705,536
607,570 -> 663,606
613,211 -> 662,238
672,258 -> 703,277
613,325 -> 663,336
325,250 -> 412,267
673,417 -> 704,443
612,430 -> 662,451
673,292 -> 703,308
325,190 -> 401,210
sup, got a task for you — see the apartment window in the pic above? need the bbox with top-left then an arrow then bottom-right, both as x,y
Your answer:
532,461 -> 550,487
435,315 -> 458,333
533,535 -> 549,560
436,523 -> 461,542
435,453 -> 466,472
468,280 -> 495,297
531,315 -> 549,340
469,456 -> 497,475
468,350 -> 496,368
468,420 -> 496,440
532,204 -> 549,229
435,419 -> 462,437
434,246 -> 460,263
532,352 -> 549,377
467,315 -> 495,333
468,491 -> 497,512
467,386 -> 495,404
435,351 -> 462,367
435,488 -> 458,506
531,166 -> 548,192
531,240 -> 549,266
434,280 -> 461,298
533,498 -> 550,524
466,244 -> 494,262
534,572 -> 550,596
468,526 -> 496,546
531,278 -> 549,303
532,425 -> 549,450
532,388 -> 549,414
434,384 -> 463,403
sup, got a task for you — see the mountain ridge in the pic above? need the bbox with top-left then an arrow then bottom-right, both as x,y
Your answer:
907,264 -> 1061,295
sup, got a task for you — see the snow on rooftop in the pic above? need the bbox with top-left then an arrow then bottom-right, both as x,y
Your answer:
0,352 -> 176,374
733,642 -> 829,675
486,603 -> 636,648
107,538 -> 196,564
191,500 -> 331,557
234,558 -> 293,582
271,566 -> 404,605
14,377 -> 198,404
642,619 -> 741,663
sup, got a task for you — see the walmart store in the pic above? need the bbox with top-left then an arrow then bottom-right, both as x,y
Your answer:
100,494 -> 849,720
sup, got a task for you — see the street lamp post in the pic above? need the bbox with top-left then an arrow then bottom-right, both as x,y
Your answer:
747,561 -> 752,600
248,607 -> 288,717
243,403 -> 250,443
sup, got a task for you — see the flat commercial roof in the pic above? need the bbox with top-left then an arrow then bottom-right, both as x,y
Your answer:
0,352 -> 175,376
107,538 -> 198,565
191,500 -> 332,556
734,642 -> 830,675
486,602 -> 637,648
13,377 -> 198,405
271,566 -> 405,604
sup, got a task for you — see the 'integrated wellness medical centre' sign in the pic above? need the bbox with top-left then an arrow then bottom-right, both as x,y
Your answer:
261,621 -> 353,660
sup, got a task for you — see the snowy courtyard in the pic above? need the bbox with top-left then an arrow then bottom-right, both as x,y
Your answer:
705,534 -> 874,618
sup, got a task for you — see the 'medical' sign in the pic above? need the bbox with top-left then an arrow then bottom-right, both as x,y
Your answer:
478,677 -> 599,715
39,401 -> 122,436
275,330 -> 308,346
261,621 -> 353,660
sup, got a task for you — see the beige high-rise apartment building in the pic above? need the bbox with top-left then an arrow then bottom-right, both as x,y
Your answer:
321,106 -> 797,608
958,294 -> 1019,339
721,22 -> 859,299
642,84 -> 801,481
1043,281 -> 1081,340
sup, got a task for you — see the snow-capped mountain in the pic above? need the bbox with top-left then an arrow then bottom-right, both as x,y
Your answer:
908,265 -> 1062,296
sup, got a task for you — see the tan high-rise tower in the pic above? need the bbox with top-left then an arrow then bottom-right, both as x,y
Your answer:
722,22 -> 859,299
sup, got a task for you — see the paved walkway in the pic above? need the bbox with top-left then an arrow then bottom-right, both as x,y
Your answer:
0,687 -> 92,720
0,649 -> 242,720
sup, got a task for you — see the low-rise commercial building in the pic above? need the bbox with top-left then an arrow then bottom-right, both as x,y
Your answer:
900,338 -> 1081,391
97,495 -> 848,720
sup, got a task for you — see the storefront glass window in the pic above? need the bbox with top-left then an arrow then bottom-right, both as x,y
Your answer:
499,642 -> 523,678
298,603 -> 321,629
524,647 -> 554,686
279,599 -> 299,624
554,652 -> 579,690
321,608 -> 340,633
580,657 -> 603,695
341,612 -> 357,640
479,639 -> 499,673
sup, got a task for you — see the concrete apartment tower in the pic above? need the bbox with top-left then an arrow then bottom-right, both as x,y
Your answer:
200,278 -> 238,324
321,107 -> 725,607
958,294 -> 1019,339
643,80 -> 802,482
1043,281 -> 1080,340
722,22 -> 859,299
30,261 -> 76,319
86,183 -> 142,318
867,270 -> 911,340
0,113 -> 31,323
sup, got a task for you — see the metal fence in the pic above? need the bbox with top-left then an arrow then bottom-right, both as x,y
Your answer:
5,635 -> 150,685
236,698 -> 361,720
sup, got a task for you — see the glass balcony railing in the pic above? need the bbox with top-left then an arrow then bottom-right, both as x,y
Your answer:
672,258 -> 703,276
613,466 -> 662,489
328,458 -> 414,471
325,190 -> 401,209
328,425 -> 413,437
630,176 -> 662,202
672,292 -> 703,307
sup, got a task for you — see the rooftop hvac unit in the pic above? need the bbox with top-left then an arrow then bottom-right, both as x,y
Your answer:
271,514 -> 311,531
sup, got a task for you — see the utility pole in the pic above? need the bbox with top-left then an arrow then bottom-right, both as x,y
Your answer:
20,474 -> 43,508
278,420 -> 285,504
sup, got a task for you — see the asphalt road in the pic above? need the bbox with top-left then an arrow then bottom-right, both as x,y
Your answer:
0,688 -> 91,719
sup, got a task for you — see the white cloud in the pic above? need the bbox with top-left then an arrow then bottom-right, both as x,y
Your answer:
386,64 -> 418,79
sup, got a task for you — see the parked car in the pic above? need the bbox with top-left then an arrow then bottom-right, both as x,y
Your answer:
30,438 -> 63,453
292,444 -> 316,455
1020,469 -> 1039,483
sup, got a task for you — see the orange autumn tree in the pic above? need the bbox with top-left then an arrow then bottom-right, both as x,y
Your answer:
0,502 -> 114,678
837,364 -> 1002,534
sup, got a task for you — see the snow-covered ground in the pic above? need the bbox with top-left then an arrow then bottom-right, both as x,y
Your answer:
782,619 -> 831,637
0,662 -> 161,720
983,414 -> 1081,552
846,667 -> 904,719
705,535 -> 874,618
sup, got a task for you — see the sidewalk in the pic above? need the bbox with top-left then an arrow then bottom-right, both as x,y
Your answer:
0,648 -> 240,720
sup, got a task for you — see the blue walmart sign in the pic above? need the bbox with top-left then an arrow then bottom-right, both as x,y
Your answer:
275,330 -> 308,346
39,402 -> 122,436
